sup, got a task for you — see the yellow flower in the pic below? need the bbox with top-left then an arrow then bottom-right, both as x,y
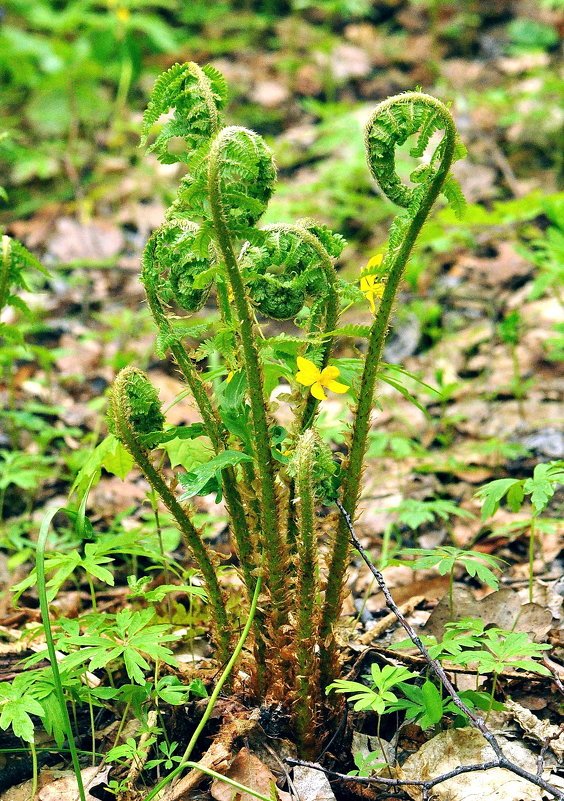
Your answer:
116,5 -> 130,22
295,357 -> 348,401
360,254 -> 384,313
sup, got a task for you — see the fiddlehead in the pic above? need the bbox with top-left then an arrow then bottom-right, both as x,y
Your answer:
142,220 -> 213,316
247,223 -> 343,321
108,367 -> 231,662
320,92 -> 465,689
141,62 -> 226,164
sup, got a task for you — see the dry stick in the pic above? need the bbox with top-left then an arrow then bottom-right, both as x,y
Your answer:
318,499 -> 564,800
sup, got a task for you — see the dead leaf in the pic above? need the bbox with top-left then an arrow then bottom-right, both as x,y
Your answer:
424,587 -> 553,642
398,727 -> 550,801
330,44 -> 371,80
47,217 -> 124,262
250,81 -> 290,109
38,765 -> 111,800
505,700 -> 564,760
211,747 -> 290,801
292,764 -> 336,801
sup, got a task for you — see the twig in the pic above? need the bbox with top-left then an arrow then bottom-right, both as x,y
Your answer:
286,757 -> 503,789
322,500 -> 564,800
543,655 -> 564,694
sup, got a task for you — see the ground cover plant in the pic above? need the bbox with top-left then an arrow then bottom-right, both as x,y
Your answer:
1,3 -> 563,800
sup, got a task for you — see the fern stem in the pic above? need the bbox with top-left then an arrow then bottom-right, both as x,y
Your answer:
293,431 -> 320,754
109,369 -> 231,662
143,268 -> 258,599
320,93 -> 458,689
208,130 -> 288,632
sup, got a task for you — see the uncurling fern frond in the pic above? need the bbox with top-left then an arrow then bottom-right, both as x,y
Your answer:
141,62 -> 226,164
364,91 -> 465,223
241,223 -> 344,320
320,90 -> 464,691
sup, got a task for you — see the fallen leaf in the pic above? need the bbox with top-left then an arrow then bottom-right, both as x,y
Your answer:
424,587 -> 553,642
292,764 -> 336,801
211,747 -> 291,801
38,765 -> 111,800
505,700 -> 564,760
47,217 -> 124,263
398,727 -> 550,801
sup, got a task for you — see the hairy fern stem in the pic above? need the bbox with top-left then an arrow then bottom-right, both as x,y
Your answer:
319,93 -> 459,689
208,129 -> 289,635
293,430 -> 321,754
109,367 -> 231,661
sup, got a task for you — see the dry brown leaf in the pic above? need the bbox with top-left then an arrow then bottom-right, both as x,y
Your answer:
292,764 -> 336,801
47,217 -> 124,262
424,587 -> 553,642
38,765 -> 111,801
398,727 -> 550,801
210,747 -> 290,801
505,700 -> 564,760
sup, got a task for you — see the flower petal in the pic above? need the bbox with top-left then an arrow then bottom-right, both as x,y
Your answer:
320,365 -> 340,382
310,381 -> 327,401
326,380 -> 348,394
296,356 -> 320,387
366,254 -> 383,269
360,275 -> 377,292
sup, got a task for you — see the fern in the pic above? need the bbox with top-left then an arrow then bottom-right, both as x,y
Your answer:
141,62 -> 226,164
320,91 -> 463,690
1,235 -> 48,318
117,65 -> 469,756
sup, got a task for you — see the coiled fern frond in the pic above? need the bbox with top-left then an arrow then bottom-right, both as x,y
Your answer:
141,220 -> 214,315
108,367 -> 165,450
243,223 -> 345,320
141,62 -> 227,164
365,92 -> 466,261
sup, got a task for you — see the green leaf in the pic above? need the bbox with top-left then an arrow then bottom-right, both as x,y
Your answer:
474,478 -> 521,521
71,434 -> 133,497
163,436 -> 214,471
506,482 -> 525,512
178,450 -> 254,500
0,685 -> 45,743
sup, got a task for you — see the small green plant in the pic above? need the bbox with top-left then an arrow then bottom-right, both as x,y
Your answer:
99,60 -> 466,754
328,664 -> 416,763
475,461 -> 564,601
497,310 -> 532,410
393,546 -> 505,620
348,750 -> 387,778
327,653 -> 503,755
328,663 -> 416,714
393,617 -> 550,718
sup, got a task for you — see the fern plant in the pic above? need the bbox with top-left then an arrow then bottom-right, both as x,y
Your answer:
106,61 -> 466,754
